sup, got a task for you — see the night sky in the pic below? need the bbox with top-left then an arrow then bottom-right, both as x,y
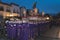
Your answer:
1,0 -> 60,14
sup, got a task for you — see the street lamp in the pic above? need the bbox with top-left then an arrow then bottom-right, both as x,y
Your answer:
10,14 -> 13,17
46,17 -> 49,20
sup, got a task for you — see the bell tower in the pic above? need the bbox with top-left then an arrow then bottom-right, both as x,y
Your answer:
42,11 -> 45,17
33,1 -> 37,9
33,0 -> 38,16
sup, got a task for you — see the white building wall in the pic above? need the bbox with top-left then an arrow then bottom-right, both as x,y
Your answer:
11,5 -> 20,14
0,3 -> 20,18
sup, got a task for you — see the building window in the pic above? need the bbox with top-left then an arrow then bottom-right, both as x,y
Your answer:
13,8 -> 20,13
17,9 -> 19,13
13,9 -> 16,13
6,7 -> 10,12
0,6 -> 4,11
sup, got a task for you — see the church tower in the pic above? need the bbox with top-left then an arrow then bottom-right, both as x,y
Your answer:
42,11 -> 45,17
33,1 -> 38,16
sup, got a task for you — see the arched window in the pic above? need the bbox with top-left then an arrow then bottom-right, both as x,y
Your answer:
0,6 -> 4,11
13,8 -> 19,13
17,9 -> 19,13
6,7 -> 11,12
13,8 -> 16,13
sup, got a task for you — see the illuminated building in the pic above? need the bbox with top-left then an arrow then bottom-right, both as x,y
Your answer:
0,1 -> 50,40
0,1 -> 20,18
20,7 -> 27,17
42,11 -> 45,17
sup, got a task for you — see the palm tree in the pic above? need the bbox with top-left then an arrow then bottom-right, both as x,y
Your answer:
57,12 -> 60,17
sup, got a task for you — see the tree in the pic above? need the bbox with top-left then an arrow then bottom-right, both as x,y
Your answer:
44,14 -> 50,17
57,12 -> 60,17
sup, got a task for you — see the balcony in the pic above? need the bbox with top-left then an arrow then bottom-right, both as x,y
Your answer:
0,11 -> 20,18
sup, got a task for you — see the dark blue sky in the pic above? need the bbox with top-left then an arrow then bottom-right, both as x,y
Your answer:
1,0 -> 60,14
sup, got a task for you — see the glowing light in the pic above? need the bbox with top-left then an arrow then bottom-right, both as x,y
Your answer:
46,17 -> 49,20
23,11 -> 26,14
34,8 -> 38,13
10,14 -> 13,16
